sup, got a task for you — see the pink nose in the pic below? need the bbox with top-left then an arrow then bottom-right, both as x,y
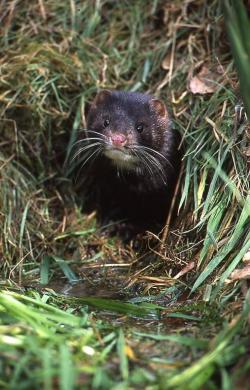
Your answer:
110,133 -> 127,147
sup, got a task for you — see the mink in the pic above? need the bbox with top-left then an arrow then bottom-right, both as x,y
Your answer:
74,90 -> 180,231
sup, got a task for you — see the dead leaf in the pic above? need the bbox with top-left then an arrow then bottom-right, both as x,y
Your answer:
188,65 -> 221,95
173,261 -> 195,279
230,266 -> 250,281
242,147 -> 250,158
161,53 -> 171,70
243,250 -> 250,263
125,345 -> 137,361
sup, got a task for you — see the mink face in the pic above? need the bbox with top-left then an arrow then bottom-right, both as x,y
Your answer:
84,90 -> 175,191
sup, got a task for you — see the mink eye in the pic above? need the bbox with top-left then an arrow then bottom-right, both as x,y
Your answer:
136,123 -> 144,133
103,118 -> 110,127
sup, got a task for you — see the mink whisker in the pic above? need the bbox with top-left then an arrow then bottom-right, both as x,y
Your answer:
70,142 -> 103,164
76,129 -> 108,141
87,130 -> 108,139
144,154 -> 167,184
71,137 -> 105,149
134,150 -> 155,177
131,144 -> 174,171
79,147 -> 102,169
75,147 -> 102,183
131,147 -> 167,184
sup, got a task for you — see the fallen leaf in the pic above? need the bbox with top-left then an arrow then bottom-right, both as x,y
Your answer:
173,261 -> 195,279
230,266 -> 250,281
125,345 -> 137,361
243,250 -> 250,263
161,53 -> 171,70
188,65 -> 221,94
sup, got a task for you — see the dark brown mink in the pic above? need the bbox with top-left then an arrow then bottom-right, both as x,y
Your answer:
74,90 -> 180,232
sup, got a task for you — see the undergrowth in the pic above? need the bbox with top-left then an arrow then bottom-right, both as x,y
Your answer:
0,0 -> 249,388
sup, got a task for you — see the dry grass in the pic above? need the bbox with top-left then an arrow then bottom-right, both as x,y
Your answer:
0,0 -> 249,388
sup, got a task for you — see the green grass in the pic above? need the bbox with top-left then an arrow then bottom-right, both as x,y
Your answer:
0,290 -> 249,389
224,0 -> 250,119
0,0 -> 249,388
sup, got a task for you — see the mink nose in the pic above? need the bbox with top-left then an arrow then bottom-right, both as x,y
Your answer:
110,133 -> 127,147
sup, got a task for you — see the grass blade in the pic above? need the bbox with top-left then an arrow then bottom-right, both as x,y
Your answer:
223,0 -> 250,118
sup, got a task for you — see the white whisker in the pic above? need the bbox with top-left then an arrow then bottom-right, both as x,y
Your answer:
131,144 -> 173,170
75,147 -> 102,183
130,147 -> 167,185
71,142 -> 102,163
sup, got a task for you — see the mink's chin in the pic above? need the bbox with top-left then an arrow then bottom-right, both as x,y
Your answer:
104,147 -> 138,170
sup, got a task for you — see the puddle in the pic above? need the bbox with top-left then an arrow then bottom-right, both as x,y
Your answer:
43,280 -> 128,300
14,278 -> 204,332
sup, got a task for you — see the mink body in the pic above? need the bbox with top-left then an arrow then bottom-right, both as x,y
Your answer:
76,90 -> 180,230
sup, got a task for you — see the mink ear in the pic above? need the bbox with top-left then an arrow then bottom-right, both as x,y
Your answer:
93,90 -> 112,106
150,99 -> 167,118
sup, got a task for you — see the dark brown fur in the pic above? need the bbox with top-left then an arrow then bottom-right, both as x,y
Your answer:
75,90 -> 180,231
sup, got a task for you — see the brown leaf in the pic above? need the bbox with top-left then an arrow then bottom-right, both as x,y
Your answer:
243,250 -> 250,263
242,147 -> 250,158
173,261 -> 195,279
161,53 -> 171,70
188,65 -> 221,95
230,266 -> 250,281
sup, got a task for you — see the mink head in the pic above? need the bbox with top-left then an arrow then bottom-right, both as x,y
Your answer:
85,90 -> 172,173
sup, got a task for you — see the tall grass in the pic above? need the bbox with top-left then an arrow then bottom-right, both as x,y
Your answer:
223,0 -> 250,118
0,0 -> 249,388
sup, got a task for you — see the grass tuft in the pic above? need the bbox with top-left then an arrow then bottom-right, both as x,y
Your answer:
0,0 -> 249,387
